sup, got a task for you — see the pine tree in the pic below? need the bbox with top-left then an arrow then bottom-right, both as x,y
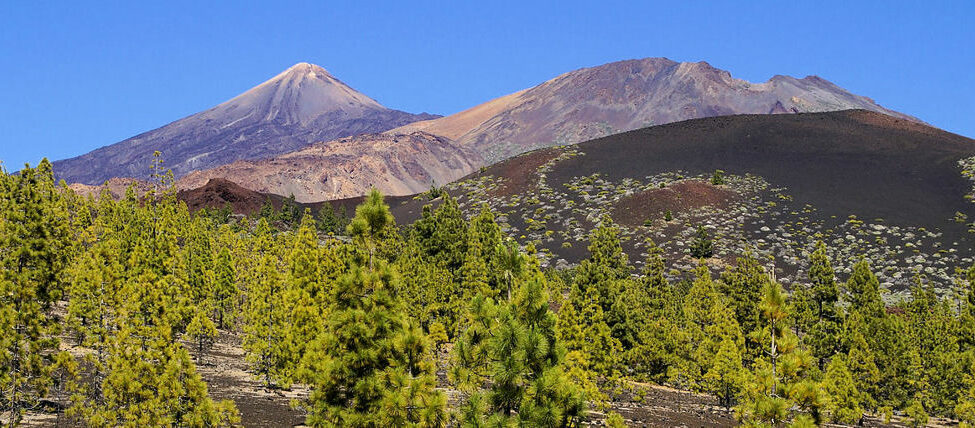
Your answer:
905,349 -> 932,417
280,210 -> 326,384
956,357 -> 975,426
718,249 -> 768,356
346,188 -> 395,270
842,311 -> 881,411
905,397 -> 929,428
612,240 -> 678,381
302,190 -> 445,427
584,216 -> 629,278
565,218 -> 629,390
705,336 -> 744,409
66,235 -> 124,352
611,262 -> 651,351
413,194 -> 467,271
184,218 -> 214,318
459,225 -> 491,300
185,310 -> 217,365
806,241 -> 842,367
736,282 -> 818,425
301,264 -> 445,426
558,286 -> 622,384
70,328 -> 239,427
453,276 -> 585,426
395,239 -> 458,334
498,238 -> 527,302
629,241 -> 683,382
316,202 -> 346,235
278,193 -> 300,226
846,258 -> 884,320
692,301 -> 745,396
789,283 -> 816,339
468,205 -> 504,271
0,161 -> 70,424
809,241 -> 840,317
241,244 -> 289,387
679,264 -> 722,388
259,197 -> 275,221
681,264 -> 746,392
689,225 -> 713,259
211,246 -> 237,329
961,264 -> 975,352
821,357 -> 863,424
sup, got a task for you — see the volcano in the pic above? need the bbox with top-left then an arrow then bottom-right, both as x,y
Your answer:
52,63 -> 438,184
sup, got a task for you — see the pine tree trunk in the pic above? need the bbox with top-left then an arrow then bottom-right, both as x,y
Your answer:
771,324 -> 777,396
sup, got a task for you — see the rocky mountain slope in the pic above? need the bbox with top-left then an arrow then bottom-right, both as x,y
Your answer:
185,57 -> 918,202
67,177 -> 155,199
398,57 -> 919,163
176,131 -> 480,202
53,63 -> 438,184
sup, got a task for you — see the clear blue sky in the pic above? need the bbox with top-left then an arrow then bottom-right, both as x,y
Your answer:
2,1 -> 973,168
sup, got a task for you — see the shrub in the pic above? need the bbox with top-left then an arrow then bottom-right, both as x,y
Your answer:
690,226 -> 714,259
711,169 -> 726,185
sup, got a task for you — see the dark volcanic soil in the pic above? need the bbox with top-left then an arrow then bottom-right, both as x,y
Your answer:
612,180 -> 737,227
177,178 -> 288,215
552,110 -> 975,231
384,110 -> 975,293
393,110 -> 975,230
176,177 -> 416,221
487,147 -> 564,197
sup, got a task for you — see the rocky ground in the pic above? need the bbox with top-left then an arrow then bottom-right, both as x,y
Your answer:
415,144 -> 973,299
21,328 -> 956,427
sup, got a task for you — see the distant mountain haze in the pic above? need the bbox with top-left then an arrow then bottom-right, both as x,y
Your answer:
52,63 -> 439,184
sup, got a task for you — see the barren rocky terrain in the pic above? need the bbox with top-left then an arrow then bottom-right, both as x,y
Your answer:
177,131 -> 480,202
52,63 -> 438,184
402,57 -> 920,165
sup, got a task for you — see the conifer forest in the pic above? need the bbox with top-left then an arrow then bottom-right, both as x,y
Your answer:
3,158 -> 975,428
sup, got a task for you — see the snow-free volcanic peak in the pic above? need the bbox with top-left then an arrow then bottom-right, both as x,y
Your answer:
178,57 -> 924,203
221,62 -> 386,124
52,62 -> 438,184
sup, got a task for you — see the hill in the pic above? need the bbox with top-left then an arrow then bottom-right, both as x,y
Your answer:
186,57 -> 917,201
176,178 -> 290,215
52,63 -> 438,184
388,110 -> 975,293
176,131 -> 479,202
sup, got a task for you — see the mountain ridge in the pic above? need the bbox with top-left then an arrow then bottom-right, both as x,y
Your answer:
448,57 -> 919,162
52,62 -> 439,184
181,57 -> 921,201
58,57 -> 925,202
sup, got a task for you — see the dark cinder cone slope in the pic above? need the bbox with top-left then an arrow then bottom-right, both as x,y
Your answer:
53,63 -> 438,184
